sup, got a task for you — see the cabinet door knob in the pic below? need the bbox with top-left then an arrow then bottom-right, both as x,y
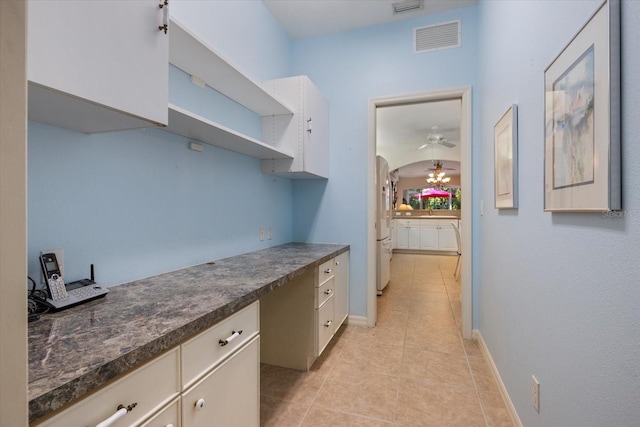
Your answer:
324,320 -> 333,327
324,268 -> 333,274
324,289 -> 333,295
195,398 -> 206,410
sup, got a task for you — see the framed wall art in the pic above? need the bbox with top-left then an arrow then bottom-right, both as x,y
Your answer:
544,0 -> 620,212
495,104 -> 518,209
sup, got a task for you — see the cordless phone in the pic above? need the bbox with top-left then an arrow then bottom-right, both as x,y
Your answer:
38,251 -> 109,310
40,252 -> 68,300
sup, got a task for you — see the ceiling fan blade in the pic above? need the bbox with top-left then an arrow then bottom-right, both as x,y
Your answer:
439,141 -> 456,148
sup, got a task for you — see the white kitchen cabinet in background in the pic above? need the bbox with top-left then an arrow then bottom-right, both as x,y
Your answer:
395,220 -> 421,250
393,219 -> 459,252
261,76 -> 330,179
438,222 -> 459,252
27,0 -> 168,133
419,222 -> 439,250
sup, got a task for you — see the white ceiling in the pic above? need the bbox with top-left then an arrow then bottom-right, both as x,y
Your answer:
377,99 -> 461,178
262,0 -> 477,40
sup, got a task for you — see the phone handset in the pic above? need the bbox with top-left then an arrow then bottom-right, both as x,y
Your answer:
40,253 -> 68,301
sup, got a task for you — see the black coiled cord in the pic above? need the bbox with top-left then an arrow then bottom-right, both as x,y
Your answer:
27,276 -> 50,322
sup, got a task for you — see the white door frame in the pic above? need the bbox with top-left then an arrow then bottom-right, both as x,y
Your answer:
367,86 -> 472,339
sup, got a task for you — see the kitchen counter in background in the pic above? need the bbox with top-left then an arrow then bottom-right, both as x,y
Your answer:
393,209 -> 461,219
28,242 -> 349,423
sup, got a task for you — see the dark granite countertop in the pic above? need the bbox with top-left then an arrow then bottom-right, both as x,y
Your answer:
28,242 -> 349,423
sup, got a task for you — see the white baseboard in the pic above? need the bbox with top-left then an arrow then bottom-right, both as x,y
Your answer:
346,315 -> 368,327
473,329 -> 523,427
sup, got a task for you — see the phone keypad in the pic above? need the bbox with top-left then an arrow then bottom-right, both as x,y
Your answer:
68,285 -> 103,300
48,274 -> 68,300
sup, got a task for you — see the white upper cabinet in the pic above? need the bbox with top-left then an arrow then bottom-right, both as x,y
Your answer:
27,0 -> 168,133
261,76 -> 330,179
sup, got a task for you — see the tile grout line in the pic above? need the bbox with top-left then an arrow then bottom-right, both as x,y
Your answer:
296,330 -> 349,427
441,260 -> 492,427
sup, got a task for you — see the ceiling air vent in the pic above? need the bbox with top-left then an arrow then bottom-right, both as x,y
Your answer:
414,20 -> 461,54
393,0 -> 423,15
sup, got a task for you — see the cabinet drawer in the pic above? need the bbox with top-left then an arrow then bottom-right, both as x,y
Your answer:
316,296 -> 335,357
182,336 -> 259,427
181,301 -> 259,390
139,397 -> 179,427
316,276 -> 335,308
34,348 -> 179,427
318,258 -> 335,284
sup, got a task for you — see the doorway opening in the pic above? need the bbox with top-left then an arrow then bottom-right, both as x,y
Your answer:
367,87 -> 472,338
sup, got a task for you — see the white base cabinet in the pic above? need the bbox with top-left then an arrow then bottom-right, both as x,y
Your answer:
32,348 -> 180,427
334,251 -> 350,327
438,223 -> 459,251
419,224 -> 439,250
180,302 -> 260,427
260,251 -> 349,370
32,302 -> 261,427
27,0 -> 168,133
182,336 -> 259,427
395,220 -> 420,250
393,219 -> 459,252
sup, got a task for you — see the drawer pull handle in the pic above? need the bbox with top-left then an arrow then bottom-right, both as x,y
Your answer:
324,320 -> 333,327
324,289 -> 333,295
195,398 -> 206,411
96,402 -> 137,427
219,330 -> 243,346
324,268 -> 333,274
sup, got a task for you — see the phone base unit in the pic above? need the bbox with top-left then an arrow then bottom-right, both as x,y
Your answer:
39,252 -> 108,311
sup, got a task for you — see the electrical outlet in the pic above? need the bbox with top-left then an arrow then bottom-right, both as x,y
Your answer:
532,375 -> 540,413
267,226 -> 272,240
259,226 -> 264,241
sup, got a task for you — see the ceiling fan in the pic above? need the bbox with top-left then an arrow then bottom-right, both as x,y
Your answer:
424,134 -> 457,148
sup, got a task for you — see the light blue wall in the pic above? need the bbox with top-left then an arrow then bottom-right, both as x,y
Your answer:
170,0 -> 291,82
27,1 -> 293,285
289,8 -> 479,317
477,0 -> 640,425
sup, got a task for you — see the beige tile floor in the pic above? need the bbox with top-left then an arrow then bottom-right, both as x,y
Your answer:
260,253 -> 514,426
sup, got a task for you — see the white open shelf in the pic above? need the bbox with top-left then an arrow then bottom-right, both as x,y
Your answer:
169,17 -> 294,117
165,104 -> 294,159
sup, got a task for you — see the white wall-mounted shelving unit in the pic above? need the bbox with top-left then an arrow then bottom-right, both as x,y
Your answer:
166,104 -> 293,159
165,17 -> 295,160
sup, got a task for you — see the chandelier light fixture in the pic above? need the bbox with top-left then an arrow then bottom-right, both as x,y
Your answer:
426,161 -> 451,187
